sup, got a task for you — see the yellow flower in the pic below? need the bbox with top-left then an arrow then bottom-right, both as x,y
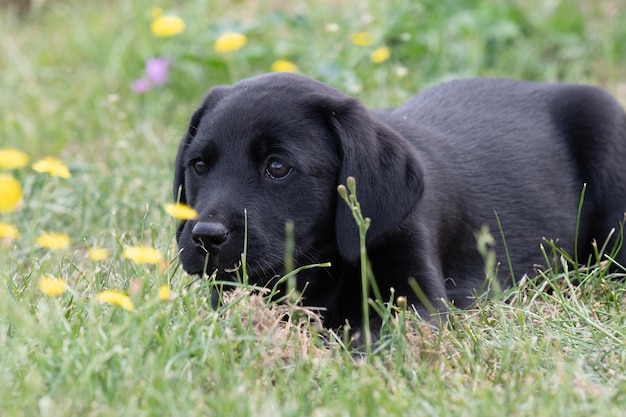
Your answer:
271,60 -> 298,73
0,222 -> 19,240
0,148 -> 29,170
96,290 -> 135,311
88,247 -> 110,262
123,246 -> 163,265
351,32 -> 374,47
158,284 -> 171,301
165,202 -> 198,220
214,32 -> 247,53
0,174 -> 22,213
38,276 -> 68,297
32,157 -> 71,179
151,15 -> 185,37
370,46 -> 391,63
36,233 -> 71,250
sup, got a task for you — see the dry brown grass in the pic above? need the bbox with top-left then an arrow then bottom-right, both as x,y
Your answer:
221,289 -> 336,366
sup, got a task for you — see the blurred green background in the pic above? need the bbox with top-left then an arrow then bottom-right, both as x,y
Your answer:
2,1 -> 626,415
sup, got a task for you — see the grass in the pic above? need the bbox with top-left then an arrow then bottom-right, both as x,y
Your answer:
1,0 -> 626,415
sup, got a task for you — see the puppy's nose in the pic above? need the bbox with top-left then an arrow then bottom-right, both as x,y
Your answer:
191,221 -> 229,250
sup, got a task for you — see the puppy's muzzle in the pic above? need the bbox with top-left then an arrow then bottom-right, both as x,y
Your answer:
191,221 -> 229,252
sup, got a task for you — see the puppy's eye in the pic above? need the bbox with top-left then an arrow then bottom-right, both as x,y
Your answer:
265,158 -> 293,180
192,159 -> 207,174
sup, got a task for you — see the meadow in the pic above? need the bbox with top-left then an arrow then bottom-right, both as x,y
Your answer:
1,0 -> 626,415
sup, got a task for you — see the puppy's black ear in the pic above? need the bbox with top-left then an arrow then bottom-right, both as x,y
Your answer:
173,107 -> 203,205
326,97 -> 425,262
173,86 -> 229,204
173,87 -> 229,242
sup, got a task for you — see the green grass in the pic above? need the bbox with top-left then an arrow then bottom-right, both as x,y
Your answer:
2,0 -> 626,415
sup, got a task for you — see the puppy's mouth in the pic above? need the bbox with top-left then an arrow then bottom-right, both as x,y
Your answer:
187,248 -> 283,287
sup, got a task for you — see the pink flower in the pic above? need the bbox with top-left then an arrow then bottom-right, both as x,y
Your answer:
131,78 -> 152,93
131,57 -> 170,93
145,58 -> 169,86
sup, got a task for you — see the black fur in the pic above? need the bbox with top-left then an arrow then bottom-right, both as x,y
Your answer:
174,73 -> 626,330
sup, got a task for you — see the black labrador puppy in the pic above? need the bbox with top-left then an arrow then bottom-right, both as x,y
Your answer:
174,73 -> 626,330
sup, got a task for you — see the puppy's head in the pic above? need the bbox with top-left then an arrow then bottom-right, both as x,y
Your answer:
174,73 -> 423,283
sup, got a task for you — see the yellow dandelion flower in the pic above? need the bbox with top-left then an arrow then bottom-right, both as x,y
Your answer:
158,284 -> 172,301
0,148 -> 29,170
149,7 -> 163,20
151,15 -> 185,37
32,157 -> 71,179
88,247 -> 110,262
38,276 -> 68,297
351,32 -> 374,47
214,32 -> 247,53
36,233 -> 71,250
271,60 -> 298,73
123,246 -> 163,265
96,290 -> 135,311
370,46 -> 391,63
0,222 -> 19,240
0,174 -> 22,213
165,202 -> 198,220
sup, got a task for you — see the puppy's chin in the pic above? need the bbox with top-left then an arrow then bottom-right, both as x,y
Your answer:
180,248 -> 286,288
178,249 -> 210,276
179,249 -> 233,277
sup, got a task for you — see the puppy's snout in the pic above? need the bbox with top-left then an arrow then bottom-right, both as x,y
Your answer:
191,221 -> 230,251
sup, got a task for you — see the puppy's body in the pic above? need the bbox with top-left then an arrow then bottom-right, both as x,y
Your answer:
174,74 -> 626,329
